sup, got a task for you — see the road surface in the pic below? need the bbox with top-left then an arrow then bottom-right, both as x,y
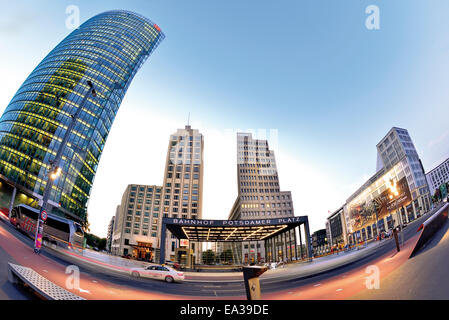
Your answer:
0,207 -> 447,299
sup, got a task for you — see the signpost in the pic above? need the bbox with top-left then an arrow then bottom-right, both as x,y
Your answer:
242,266 -> 268,300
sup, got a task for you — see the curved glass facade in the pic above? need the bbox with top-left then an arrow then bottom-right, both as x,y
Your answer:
0,10 -> 165,222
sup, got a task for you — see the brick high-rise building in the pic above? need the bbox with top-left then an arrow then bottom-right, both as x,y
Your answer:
111,125 -> 204,266
228,132 -> 295,264
161,125 -> 204,265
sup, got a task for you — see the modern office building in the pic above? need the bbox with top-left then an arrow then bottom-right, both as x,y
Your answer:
106,215 -> 115,253
426,158 -> 449,195
344,127 -> 431,244
111,184 -> 163,260
0,10 -> 164,223
326,206 -> 347,246
311,229 -> 327,256
228,133 -> 298,264
325,220 -> 331,246
111,125 -> 204,266
160,125 -> 204,265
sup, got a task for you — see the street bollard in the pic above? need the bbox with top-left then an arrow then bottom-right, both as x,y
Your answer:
393,228 -> 400,252
242,266 -> 268,300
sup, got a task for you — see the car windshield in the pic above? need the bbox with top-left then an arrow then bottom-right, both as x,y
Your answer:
157,266 -> 169,271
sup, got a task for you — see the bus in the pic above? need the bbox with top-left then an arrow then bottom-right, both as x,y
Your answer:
9,204 -> 84,251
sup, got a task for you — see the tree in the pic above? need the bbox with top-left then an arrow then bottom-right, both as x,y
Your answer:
81,217 -> 91,233
97,238 -> 107,251
85,232 -> 106,251
433,188 -> 441,202
219,249 -> 233,264
202,249 -> 215,265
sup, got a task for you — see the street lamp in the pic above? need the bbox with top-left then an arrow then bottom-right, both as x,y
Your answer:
33,80 -> 97,254
388,179 -> 404,247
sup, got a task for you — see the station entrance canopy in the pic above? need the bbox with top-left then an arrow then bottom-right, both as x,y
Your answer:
159,216 -> 312,264
164,216 -> 307,242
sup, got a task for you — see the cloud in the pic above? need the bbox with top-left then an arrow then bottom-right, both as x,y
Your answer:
0,9 -> 35,36
428,129 -> 449,148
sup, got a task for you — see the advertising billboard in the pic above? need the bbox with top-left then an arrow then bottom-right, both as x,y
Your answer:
348,177 -> 411,233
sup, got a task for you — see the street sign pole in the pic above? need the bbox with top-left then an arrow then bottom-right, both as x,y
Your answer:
33,80 -> 96,254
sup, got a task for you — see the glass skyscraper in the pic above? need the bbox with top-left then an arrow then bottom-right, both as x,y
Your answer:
0,10 -> 165,222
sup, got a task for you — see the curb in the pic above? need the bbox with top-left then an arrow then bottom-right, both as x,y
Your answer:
183,241 -> 392,283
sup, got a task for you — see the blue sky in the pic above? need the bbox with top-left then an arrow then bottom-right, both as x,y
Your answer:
1,1 -> 449,237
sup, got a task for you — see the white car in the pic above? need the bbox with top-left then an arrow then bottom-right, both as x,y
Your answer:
130,265 -> 185,283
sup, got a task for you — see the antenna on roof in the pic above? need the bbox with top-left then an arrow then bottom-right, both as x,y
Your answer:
187,112 -> 190,126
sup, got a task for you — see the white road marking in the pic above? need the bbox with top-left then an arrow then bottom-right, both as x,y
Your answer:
92,280 -> 98,283
314,283 -> 321,287
78,288 -> 90,294
42,269 -> 48,273
336,288 -> 343,292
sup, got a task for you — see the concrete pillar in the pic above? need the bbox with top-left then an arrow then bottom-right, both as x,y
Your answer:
293,227 -> 298,260
273,236 -> 276,262
273,235 -> 279,262
288,229 -> 292,261
263,240 -> 268,263
255,240 -> 258,263
283,231 -> 287,262
159,222 -> 167,265
281,233 -> 285,261
304,219 -> 312,259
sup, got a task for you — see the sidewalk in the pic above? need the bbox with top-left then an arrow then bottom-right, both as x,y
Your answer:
42,239 -> 387,283
182,240 -> 389,282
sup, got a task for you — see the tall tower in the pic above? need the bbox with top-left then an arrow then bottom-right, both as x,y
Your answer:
0,10 -> 164,222
160,125 -> 204,264
229,132 -> 294,264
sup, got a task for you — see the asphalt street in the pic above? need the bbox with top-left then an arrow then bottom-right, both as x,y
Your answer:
353,219 -> 449,299
0,205 -> 447,299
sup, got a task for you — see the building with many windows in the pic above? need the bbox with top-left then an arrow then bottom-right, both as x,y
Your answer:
426,158 -> 449,195
344,127 -> 431,244
111,184 -> 163,260
111,125 -> 204,265
326,206 -> 347,247
161,125 -> 204,265
106,215 -> 115,253
0,10 -> 164,223
228,132 -> 297,264
311,229 -> 328,256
